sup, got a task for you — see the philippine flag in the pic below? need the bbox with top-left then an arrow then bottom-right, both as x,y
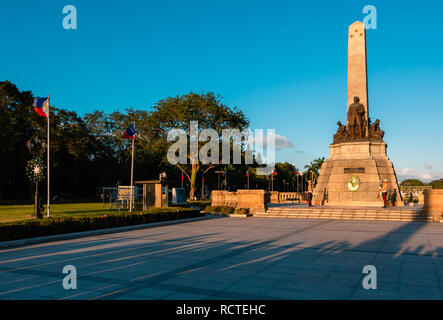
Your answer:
33,97 -> 49,118
123,123 -> 136,139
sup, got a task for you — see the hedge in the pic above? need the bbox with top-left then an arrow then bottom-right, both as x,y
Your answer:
204,206 -> 250,215
234,208 -> 250,215
205,206 -> 235,215
0,208 -> 203,242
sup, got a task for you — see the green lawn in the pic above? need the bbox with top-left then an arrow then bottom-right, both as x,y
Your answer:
0,203 -> 120,223
0,201 -> 211,223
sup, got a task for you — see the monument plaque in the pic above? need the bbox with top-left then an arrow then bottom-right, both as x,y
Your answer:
313,21 -> 403,207
344,168 -> 365,174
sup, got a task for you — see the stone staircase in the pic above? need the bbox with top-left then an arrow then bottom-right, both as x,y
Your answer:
253,205 -> 432,222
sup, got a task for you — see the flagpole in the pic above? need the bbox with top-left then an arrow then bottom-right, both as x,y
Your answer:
47,95 -> 50,218
129,123 -> 135,213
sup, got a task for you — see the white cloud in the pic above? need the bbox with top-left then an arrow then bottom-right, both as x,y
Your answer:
274,134 -> 295,149
424,163 -> 434,170
250,133 -> 295,149
397,168 -> 443,182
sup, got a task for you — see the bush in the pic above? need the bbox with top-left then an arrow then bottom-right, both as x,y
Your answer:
234,208 -> 250,215
0,208 -> 202,242
187,200 -> 211,208
204,206 -> 235,215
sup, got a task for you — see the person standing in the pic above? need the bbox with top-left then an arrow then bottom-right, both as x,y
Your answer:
307,180 -> 313,206
381,180 -> 388,208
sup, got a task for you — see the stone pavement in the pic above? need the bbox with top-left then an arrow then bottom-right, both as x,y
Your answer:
1,216 -> 443,300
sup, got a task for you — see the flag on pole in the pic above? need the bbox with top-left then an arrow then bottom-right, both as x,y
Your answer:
123,124 -> 136,139
33,96 -> 51,217
123,122 -> 136,212
33,97 -> 49,118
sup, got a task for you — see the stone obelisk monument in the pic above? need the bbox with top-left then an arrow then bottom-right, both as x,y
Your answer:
312,21 -> 402,207
347,21 -> 369,132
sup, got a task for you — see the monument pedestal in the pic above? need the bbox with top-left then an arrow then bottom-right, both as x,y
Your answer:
313,141 -> 403,207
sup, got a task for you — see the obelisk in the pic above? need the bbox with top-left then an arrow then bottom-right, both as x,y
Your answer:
347,21 -> 368,127
312,20 -> 403,207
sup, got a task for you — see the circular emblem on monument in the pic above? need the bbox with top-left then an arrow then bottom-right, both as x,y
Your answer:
347,175 -> 361,192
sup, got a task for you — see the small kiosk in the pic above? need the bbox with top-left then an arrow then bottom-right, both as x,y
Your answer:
135,180 -> 169,210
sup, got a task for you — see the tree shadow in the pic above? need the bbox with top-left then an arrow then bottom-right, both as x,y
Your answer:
1,216 -> 442,300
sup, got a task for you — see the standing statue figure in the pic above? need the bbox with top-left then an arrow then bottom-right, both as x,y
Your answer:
347,96 -> 366,140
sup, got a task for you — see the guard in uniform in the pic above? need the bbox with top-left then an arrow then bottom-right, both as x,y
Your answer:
307,180 -> 313,206
381,180 -> 388,207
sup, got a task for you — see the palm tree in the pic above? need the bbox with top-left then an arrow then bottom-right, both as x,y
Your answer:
304,157 -> 325,181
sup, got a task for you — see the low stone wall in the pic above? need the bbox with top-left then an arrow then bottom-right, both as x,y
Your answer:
211,190 -> 237,207
277,192 -> 308,203
423,189 -> 443,222
270,191 -> 280,203
211,190 -> 269,213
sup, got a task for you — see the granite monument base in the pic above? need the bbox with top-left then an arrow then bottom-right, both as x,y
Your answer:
313,141 -> 403,207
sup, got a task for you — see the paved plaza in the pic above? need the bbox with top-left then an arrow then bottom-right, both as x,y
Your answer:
1,216 -> 443,300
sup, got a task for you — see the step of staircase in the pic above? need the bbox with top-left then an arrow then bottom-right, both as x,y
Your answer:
254,206 -> 431,222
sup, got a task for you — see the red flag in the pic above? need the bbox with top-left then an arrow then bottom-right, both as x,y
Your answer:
123,124 -> 136,139
33,97 -> 49,118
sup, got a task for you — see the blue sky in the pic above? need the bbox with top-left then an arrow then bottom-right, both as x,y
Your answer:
1,0 -> 442,181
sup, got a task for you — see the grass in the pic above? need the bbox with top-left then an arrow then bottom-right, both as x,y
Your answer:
0,207 -> 203,242
0,201 -> 212,223
186,200 -> 211,207
0,203 -> 131,223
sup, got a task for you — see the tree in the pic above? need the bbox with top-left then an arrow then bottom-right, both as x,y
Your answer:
146,92 -> 249,199
400,179 -> 425,186
304,157 -> 325,181
0,81 -> 36,199
274,162 -> 298,191
429,179 -> 443,189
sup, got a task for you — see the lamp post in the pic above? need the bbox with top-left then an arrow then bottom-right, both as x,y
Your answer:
26,137 -> 46,219
246,170 -> 250,189
300,171 -> 304,193
215,171 -> 224,190
202,175 -> 205,199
